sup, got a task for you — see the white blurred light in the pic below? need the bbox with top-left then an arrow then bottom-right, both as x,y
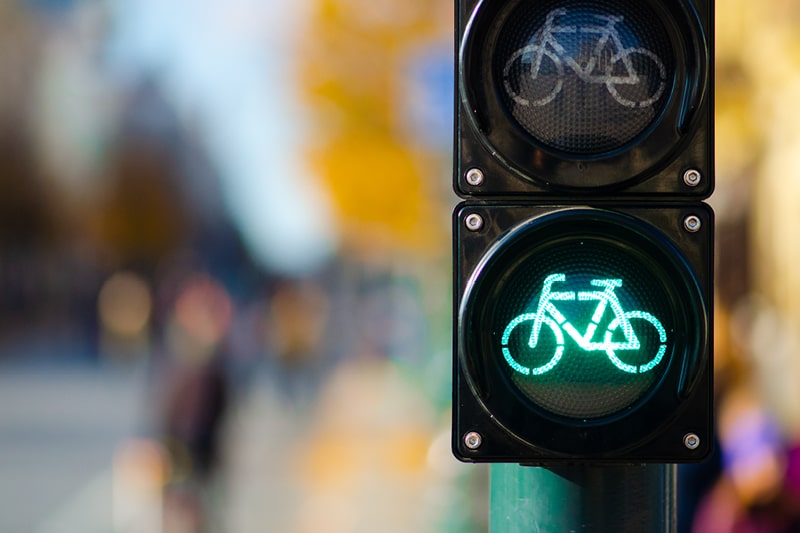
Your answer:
105,0 -> 337,274
98,271 -> 153,337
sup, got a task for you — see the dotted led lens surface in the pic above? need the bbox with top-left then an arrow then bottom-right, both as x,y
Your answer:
464,209 -> 699,421
491,237 -> 673,418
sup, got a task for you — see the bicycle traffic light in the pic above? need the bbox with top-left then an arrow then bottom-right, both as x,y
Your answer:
453,0 -> 713,463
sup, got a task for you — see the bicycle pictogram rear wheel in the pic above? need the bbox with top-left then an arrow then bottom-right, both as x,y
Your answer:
501,313 -> 565,376
503,45 -> 564,107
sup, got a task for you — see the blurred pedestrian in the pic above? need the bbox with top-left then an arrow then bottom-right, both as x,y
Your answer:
156,273 -> 234,532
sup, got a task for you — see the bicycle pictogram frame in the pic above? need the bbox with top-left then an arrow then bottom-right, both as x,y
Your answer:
502,8 -> 668,108
501,273 -> 668,377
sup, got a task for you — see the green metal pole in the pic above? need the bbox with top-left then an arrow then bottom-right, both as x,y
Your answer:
490,464 -> 676,532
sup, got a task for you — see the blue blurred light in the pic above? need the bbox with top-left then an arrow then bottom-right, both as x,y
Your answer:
402,45 -> 454,151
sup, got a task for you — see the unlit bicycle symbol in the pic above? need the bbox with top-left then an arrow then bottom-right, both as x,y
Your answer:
503,8 -> 667,109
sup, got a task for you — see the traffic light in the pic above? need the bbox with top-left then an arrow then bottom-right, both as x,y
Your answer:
453,0 -> 713,463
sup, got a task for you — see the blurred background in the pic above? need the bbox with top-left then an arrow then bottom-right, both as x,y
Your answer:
0,0 -> 799,531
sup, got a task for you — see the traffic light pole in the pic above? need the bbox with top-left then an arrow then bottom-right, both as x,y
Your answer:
490,463 -> 677,532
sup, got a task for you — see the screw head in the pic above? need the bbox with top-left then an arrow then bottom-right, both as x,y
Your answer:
683,433 -> 701,450
684,215 -> 702,233
464,431 -> 483,450
465,168 -> 485,187
683,169 -> 702,187
465,213 -> 484,232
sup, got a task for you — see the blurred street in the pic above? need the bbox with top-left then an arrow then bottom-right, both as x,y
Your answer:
0,355 -> 471,533
0,358 -> 146,532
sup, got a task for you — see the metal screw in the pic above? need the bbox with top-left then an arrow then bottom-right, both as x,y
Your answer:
465,168 -> 485,187
465,213 -> 484,232
684,215 -> 702,233
464,431 -> 483,450
683,169 -> 702,187
683,433 -> 701,450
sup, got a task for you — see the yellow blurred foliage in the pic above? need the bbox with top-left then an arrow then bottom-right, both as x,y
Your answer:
309,135 -> 436,253
716,0 -> 800,434
299,0 -> 450,256
715,63 -> 759,178
301,428 -> 431,490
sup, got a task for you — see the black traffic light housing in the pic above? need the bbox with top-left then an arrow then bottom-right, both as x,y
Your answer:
453,0 -> 713,464
456,0 -> 712,197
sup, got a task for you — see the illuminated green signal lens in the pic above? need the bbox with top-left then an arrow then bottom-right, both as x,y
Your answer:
464,209 -> 698,420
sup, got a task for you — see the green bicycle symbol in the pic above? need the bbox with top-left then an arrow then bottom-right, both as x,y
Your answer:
501,273 -> 668,376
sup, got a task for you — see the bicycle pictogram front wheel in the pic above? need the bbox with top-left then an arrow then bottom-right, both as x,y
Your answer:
605,48 -> 667,108
501,313 -> 564,376
603,310 -> 668,374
